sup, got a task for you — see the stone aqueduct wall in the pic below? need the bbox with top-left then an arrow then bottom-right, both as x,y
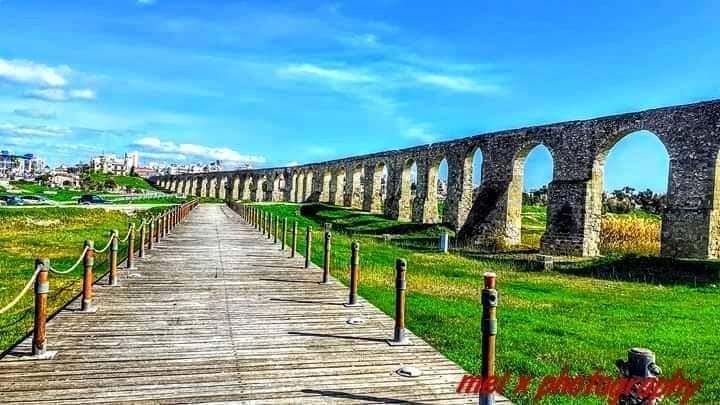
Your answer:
155,99 -> 720,259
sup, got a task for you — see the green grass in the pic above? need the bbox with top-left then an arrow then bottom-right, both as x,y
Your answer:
106,196 -> 190,205
7,181 -> 86,202
246,202 -> 719,404
87,173 -> 155,190
0,206 -> 171,352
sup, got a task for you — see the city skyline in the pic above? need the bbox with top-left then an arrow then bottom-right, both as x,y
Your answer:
1,1 -> 717,191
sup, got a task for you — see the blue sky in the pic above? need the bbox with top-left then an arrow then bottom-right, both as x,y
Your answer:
0,0 -> 718,192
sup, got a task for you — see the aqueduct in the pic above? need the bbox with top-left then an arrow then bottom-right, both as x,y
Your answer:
154,99 -> 720,259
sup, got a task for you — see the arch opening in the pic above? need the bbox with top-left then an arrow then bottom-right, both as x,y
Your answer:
508,143 -> 553,249
350,164 -> 364,209
321,169 -> 332,203
334,167 -> 346,206
398,159 -> 416,222
592,130 -> 669,256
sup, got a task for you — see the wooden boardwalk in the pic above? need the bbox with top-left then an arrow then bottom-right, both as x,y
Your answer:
1,204 -> 506,404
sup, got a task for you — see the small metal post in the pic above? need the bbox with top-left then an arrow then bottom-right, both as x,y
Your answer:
139,223 -> 146,258
480,272 -> 498,405
388,258 -> 410,345
616,348 -> 662,404
148,221 -> 154,250
127,224 -> 135,269
321,230 -> 332,284
440,232 -> 449,253
274,216 -> 279,244
32,258 -> 55,358
81,240 -> 96,313
345,241 -> 361,307
109,230 -> 119,286
281,218 -> 287,250
304,226 -> 312,268
291,221 -> 298,258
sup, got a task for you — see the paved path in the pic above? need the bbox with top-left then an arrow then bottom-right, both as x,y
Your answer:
1,204 -> 505,404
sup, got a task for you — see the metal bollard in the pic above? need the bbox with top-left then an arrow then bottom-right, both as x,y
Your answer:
32,258 -> 55,358
304,226 -> 312,268
616,348 -> 662,405
281,218 -> 287,250
127,224 -> 135,269
345,241 -> 361,307
139,222 -> 146,258
321,230 -> 332,284
109,230 -> 119,286
81,240 -> 97,313
291,221 -> 298,258
480,272 -> 499,405
274,216 -> 279,244
388,258 -> 410,345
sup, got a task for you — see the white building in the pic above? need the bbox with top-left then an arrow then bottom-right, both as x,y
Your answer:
89,152 -> 139,175
0,151 -> 46,179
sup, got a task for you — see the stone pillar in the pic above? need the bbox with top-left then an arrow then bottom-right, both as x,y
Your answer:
444,152 -> 473,230
412,159 -> 440,223
384,160 -> 405,220
362,163 -> 383,213
218,177 -> 227,200
540,179 -> 598,256
332,170 -> 346,206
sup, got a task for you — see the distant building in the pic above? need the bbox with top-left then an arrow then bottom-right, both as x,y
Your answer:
437,179 -> 448,201
48,169 -> 81,188
133,167 -> 159,178
0,150 -> 46,179
159,160 -> 227,176
89,152 -> 139,175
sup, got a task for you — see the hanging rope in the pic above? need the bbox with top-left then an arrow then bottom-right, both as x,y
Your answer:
93,236 -> 114,253
120,224 -> 134,243
48,246 -> 90,275
0,265 -> 42,315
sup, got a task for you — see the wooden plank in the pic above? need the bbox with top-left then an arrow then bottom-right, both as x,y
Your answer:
0,204 -> 510,404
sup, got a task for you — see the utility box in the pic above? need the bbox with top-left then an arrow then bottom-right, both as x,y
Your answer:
439,233 -> 449,253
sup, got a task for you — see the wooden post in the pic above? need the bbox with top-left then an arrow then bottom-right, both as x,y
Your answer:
388,258 -> 410,345
32,258 -> 54,358
154,217 -> 160,243
267,214 -> 272,239
291,221 -> 297,258
109,230 -> 119,286
281,218 -> 287,250
81,240 -> 96,313
304,226 -> 312,268
148,221 -> 154,250
345,241 -> 361,306
127,224 -> 135,269
480,272 -> 498,405
274,215 -> 279,244
321,230 -> 332,284
139,223 -> 146,258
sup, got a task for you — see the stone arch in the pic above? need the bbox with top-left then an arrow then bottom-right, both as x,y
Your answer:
295,172 -> 306,202
218,176 -> 228,199
583,130 -> 669,256
320,169 -> 332,203
349,163 -> 364,208
199,177 -> 209,197
254,176 -> 268,202
507,142 -> 554,247
231,176 -> 241,200
208,177 -> 218,198
304,170 -> 315,201
416,154 -> 447,224
332,166 -> 346,206
242,176 -> 253,201
364,160 -> 387,214
273,173 -> 286,202
395,158 -> 417,221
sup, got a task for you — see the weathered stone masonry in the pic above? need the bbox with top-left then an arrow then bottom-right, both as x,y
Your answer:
155,99 -> 720,259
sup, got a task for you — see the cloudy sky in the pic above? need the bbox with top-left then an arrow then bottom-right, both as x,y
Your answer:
1,0 -> 718,191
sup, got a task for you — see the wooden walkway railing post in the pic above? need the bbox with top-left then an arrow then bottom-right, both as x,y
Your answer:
267,214 -> 272,240
321,227 -> 332,284
109,230 -> 119,286
291,221 -> 297,258
148,220 -> 154,250
127,224 -> 135,269
154,217 -> 160,243
32,258 -> 54,358
139,223 -> 146,258
304,226 -> 312,268
388,258 -> 410,346
281,218 -> 287,250
274,216 -> 279,244
480,272 -> 498,405
81,240 -> 96,313
345,241 -> 361,307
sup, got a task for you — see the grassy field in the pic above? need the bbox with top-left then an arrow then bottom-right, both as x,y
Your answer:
0,206 -> 168,352
86,173 -> 156,191
247,202 -> 719,404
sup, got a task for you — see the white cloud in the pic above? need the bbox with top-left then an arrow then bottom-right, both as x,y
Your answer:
137,0 -> 156,4
13,108 -> 56,119
133,136 -> 266,165
285,161 -> 300,167
402,124 -> 436,143
0,58 -> 69,87
278,64 -> 375,83
414,73 -> 500,94
25,88 -> 96,102
0,122 -> 71,137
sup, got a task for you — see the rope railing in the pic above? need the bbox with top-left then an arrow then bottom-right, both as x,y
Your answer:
0,264 -> 43,315
48,246 -> 89,275
0,197 -> 200,359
